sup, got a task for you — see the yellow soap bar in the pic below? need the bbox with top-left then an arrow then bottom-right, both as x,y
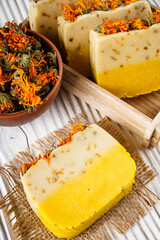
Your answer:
29,0 -> 77,46
58,0 -> 151,77
90,19 -> 160,98
21,124 -> 136,238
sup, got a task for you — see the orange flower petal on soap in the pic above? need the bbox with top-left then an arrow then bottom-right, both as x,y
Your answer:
57,123 -> 85,147
62,0 -> 139,22
123,0 -> 137,6
150,10 -> 160,23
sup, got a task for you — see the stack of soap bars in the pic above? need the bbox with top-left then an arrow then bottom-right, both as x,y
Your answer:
58,0 -> 151,77
29,0 -> 160,98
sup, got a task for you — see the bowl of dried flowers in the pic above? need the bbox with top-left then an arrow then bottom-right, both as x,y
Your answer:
0,21 -> 63,126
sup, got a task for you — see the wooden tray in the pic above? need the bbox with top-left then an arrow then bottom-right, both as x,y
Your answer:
23,3 -> 160,148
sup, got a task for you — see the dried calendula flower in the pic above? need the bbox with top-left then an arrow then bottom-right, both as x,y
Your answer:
0,66 -> 11,90
62,0 -> 140,22
0,92 -> 14,113
95,10 -> 160,35
18,54 -> 31,68
149,9 -> 160,24
57,123 -> 85,147
0,21 -> 59,114
10,66 -> 42,109
20,154 -> 42,176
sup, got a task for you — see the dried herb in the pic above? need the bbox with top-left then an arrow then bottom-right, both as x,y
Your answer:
95,10 -> 160,35
57,123 -> 86,147
62,0 -> 138,22
0,92 -> 14,113
20,154 -> 42,176
0,21 -> 59,113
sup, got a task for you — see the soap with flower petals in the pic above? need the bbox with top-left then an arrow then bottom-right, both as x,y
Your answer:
90,11 -> 160,98
21,124 -> 136,238
58,0 -> 151,76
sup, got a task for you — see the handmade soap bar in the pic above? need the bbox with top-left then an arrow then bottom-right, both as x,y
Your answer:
29,0 -> 77,46
90,11 -> 160,98
21,124 -> 136,238
58,0 -> 151,76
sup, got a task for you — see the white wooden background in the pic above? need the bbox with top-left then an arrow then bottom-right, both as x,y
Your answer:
0,0 -> 160,239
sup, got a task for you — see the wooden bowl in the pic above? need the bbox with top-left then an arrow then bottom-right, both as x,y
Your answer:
0,30 -> 63,126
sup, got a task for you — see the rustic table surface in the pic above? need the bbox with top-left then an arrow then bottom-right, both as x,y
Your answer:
0,0 -> 160,240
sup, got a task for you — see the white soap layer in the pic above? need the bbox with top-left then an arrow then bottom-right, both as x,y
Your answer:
90,23 -> 160,73
21,124 -> 117,203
